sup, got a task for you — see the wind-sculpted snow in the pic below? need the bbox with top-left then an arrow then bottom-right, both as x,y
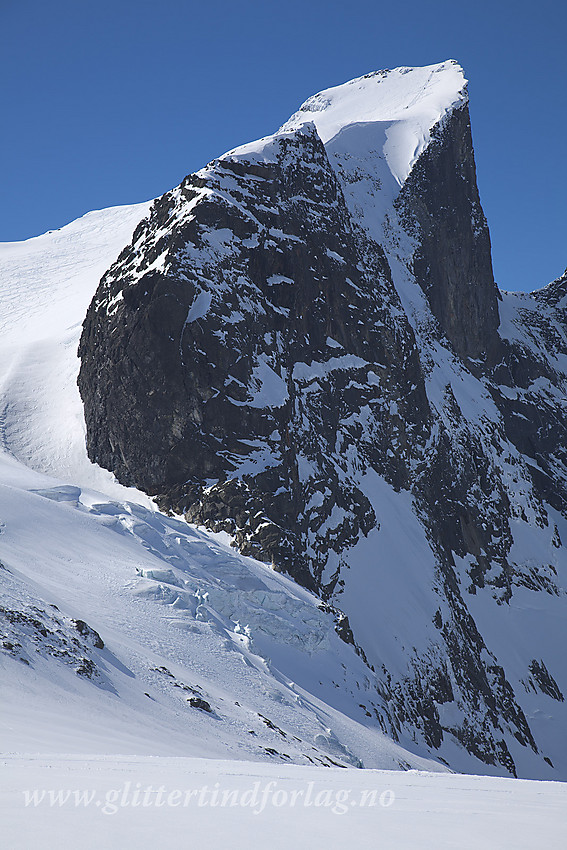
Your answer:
276,60 -> 466,186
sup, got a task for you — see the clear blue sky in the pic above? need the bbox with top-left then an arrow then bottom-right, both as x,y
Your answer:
1,0 -> 565,292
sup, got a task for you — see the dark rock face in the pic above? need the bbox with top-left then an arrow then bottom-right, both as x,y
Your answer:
487,270 -> 567,516
188,696 -> 212,712
78,94 -> 567,778
397,105 -> 500,361
79,124 -> 430,589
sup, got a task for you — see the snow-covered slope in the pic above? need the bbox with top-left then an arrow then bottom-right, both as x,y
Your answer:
0,203 -> 152,494
230,61 -> 467,252
1,460 -> 433,769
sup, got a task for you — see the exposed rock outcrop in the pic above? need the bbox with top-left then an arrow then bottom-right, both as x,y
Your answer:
397,103 -> 501,361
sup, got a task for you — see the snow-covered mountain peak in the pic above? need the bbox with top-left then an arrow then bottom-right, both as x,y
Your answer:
224,61 -> 467,189
280,60 -> 467,186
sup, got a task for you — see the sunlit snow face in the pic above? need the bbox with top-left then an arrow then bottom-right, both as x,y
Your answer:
281,60 -> 467,185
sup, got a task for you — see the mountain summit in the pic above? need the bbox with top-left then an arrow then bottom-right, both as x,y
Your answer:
76,62 -> 567,778
280,60 -> 467,183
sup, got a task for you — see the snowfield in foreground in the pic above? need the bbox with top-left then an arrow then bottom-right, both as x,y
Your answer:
2,755 -> 566,850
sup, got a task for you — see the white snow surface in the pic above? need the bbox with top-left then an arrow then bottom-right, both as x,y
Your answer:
0,202 -> 153,497
2,755 -> 566,850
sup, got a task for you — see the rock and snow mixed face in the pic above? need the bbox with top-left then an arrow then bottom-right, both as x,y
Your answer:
0,201 -> 438,773
2,62 -> 567,781
248,60 -> 467,185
